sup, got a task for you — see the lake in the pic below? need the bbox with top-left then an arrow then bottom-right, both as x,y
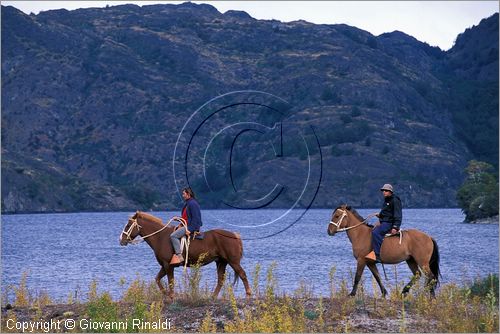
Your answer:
1,209 -> 498,301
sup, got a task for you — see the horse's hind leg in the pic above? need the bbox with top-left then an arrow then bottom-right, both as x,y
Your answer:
402,258 -> 421,295
228,262 -> 252,297
421,264 -> 437,297
367,262 -> 387,297
166,266 -> 175,300
212,260 -> 227,298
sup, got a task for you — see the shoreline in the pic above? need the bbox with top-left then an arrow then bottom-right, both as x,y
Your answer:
467,215 -> 499,224
2,273 -> 498,333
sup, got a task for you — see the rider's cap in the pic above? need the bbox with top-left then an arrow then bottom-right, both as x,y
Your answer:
380,184 -> 394,192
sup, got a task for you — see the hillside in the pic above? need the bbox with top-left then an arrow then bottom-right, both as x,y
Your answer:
1,3 -> 498,212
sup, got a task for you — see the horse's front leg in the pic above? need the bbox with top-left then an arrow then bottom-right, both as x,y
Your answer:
155,267 -> 167,296
349,259 -> 366,296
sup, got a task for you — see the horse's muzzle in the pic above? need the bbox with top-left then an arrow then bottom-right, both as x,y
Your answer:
327,228 -> 336,236
119,234 -> 129,246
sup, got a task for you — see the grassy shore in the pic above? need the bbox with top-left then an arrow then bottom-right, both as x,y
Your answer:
1,263 -> 498,333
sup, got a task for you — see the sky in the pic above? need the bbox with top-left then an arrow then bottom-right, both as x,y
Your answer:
3,1 -> 499,50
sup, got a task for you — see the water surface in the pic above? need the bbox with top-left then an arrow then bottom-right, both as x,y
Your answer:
1,209 -> 497,300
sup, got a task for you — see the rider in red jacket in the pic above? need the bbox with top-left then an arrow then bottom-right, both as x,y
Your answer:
170,187 -> 203,264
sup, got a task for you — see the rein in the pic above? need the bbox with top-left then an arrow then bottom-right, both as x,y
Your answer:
122,216 -> 187,245
329,209 -> 377,232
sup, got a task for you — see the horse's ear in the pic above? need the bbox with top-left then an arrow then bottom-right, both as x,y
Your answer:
345,205 -> 351,211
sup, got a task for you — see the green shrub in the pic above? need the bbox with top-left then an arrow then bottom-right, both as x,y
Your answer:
456,160 -> 499,221
86,291 -> 120,332
468,274 -> 499,301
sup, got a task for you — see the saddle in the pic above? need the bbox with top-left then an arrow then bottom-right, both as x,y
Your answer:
192,231 -> 204,240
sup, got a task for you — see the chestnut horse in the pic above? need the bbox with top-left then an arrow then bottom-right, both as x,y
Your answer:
327,205 -> 440,297
119,211 -> 252,299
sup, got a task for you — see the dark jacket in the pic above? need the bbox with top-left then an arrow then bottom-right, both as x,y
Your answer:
183,198 -> 203,232
379,194 -> 402,230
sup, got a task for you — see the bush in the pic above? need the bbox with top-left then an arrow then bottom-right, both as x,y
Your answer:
14,272 -> 30,307
340,114 -> 352,124
86,280 -> 120,333
319,120 -> 372,146
456,160 -> 499,221
351,106 -> 361,117
468,274 -> 499,301
320,88 -> 341,104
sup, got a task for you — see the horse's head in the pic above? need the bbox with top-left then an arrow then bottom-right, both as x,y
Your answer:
119,211 -> 142,246
327,205 -> 350,236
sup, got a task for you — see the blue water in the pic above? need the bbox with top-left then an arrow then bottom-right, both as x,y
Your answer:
1,209 -> 498,301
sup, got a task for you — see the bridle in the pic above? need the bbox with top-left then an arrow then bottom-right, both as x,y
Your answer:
121,217 -> 142,244
329,209 -> 376,233
329,209 -> 348,230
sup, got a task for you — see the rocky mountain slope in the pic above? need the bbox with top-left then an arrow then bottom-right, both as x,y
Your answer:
1,3 -> 498,212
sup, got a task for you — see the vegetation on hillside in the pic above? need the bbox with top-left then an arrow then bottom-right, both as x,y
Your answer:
456,160 -> 499,222
1,6 -> 498,212
445,78 -> 499,169
444,13 -> 499,168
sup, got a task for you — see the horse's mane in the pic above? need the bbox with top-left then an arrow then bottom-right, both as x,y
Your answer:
136,211 -> 164,225
336,204 -> 365,222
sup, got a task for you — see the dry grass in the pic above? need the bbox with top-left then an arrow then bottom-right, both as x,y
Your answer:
1,267 -> 498,333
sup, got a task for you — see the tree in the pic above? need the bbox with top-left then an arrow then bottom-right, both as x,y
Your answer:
456,160 -> 499,222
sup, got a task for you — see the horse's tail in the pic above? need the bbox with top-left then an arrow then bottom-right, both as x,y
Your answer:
430,238 -> 441,285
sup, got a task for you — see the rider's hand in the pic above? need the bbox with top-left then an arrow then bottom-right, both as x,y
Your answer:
390,228 -> 398,235
374,222 -> 381,227
186,230 -> 191,236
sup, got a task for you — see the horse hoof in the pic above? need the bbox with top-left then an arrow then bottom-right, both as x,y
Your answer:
348,292 -> 356,297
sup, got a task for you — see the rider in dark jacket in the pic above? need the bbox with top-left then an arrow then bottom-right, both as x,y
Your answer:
365,184 -> 402,262
378,191 -> 402,231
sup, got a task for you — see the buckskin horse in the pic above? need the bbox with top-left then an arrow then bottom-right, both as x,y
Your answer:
119,211 -> 252,299
327,205 -> 440,297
